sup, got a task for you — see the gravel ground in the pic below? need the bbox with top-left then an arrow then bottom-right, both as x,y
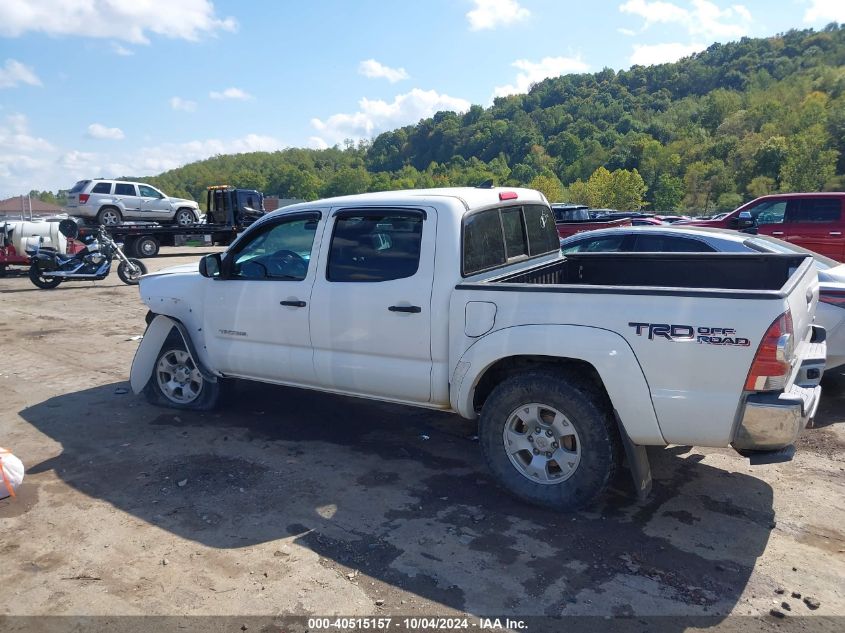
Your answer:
0,247 -> 843,631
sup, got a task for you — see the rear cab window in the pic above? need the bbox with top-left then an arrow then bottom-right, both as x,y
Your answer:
788,198 -> 842,223
463,204 -> 558,276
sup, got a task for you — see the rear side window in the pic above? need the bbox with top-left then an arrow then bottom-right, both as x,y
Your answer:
114,183 -> 137,196
632,235 -> 715,252
463,204 -> 559,275
327,210 -> 423,282
791,199 -> 842,223
69,180 -> 90,193
91,182 -> 112,194
562,235 -> 626,253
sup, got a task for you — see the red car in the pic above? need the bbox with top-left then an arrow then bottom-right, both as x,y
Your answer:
677,193 -> 845,262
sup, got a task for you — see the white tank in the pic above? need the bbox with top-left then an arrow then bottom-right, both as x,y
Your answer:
3,221 -> 68,254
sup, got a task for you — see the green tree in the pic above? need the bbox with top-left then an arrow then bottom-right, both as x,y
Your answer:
779,127 -> 839,191
652,174 -> 685,211
529,173 -> 564,202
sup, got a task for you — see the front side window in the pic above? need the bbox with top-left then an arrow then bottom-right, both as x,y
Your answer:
138,185 -> 161,198
327,211 -> 423,282
747,200 -> 786,224
231,217 -> 318,280
91,182 -> 112,194
114,183 -> 137,196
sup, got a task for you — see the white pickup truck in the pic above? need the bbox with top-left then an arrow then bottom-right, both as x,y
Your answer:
130,187 -> 827,510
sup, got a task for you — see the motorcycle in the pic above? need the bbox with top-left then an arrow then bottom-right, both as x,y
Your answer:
27,219 -> 147,289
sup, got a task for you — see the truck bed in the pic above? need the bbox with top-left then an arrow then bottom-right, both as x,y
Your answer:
479,252 -> 810,295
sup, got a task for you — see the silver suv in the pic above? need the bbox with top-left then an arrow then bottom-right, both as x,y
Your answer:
66,179 -> 201,226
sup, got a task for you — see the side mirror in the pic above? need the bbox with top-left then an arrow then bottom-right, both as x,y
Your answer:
199,253 -> 222,278
737,210 -> 755,228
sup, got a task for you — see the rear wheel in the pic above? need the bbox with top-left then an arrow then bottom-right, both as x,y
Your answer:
28,265 -> 62,289
134,235 -> 160,258
479,369 -> 620,511
117,258 -> 147,284
143,337 -> 220,410
97,206 -> 122,226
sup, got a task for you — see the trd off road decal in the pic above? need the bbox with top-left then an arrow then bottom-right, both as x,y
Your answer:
629,322 -> 750,347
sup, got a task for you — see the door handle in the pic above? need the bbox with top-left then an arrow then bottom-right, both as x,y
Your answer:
830,232 -> 842,236
388,305 -> 421,313
280,300 -> 306,307
771,231 -> 784,236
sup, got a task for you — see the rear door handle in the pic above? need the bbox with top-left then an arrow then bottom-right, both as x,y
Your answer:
280,300 -> 306,307
388,305 -> 421,313
830,232 -> 842,236
771,231 -> 784,236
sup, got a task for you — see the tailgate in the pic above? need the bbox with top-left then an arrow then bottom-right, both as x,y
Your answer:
784,255 -> 820,347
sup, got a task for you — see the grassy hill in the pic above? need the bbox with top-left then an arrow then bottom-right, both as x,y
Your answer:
136,24 -> 845,214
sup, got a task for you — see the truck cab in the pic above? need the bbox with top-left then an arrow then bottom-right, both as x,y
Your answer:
205,186 -> 266,228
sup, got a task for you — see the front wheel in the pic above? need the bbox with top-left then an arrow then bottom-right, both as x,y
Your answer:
173,208 -> 196,226
479,369 -> 621,511
143,337 -> 220,410
117,258 -> 147,285
28,265 -> 62,289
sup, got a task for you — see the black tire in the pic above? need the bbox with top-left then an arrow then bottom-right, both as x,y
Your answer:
117,258 -> 147,285
134,235 -> 160,258
173,208 -> 196,227
143,335 -> 221,411
97,206 -> 122,226
478,369 -> 621,511
28,265 -> 62,289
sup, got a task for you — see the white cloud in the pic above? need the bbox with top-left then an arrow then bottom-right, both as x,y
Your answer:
308,137 -> 329,150
493,56 -> 590,98
358,59 -> 409,83
311,88 -> 470,146
467,0 -> 530,31
170,97 -> 198,112
0,0 -> 237,44
209,87 -> 253,100
619,0 -> 752,40
0,59 -> 41,89
87,123 -> 125,141
804,0 -> 845,23
0,114 -> 286,197
629,42 -> 706,65
618,27 -> 638,36
112,43 -> 134,56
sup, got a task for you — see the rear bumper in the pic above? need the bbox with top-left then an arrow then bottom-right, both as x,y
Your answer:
732,384 -> 821,451
732,325 -> 826,454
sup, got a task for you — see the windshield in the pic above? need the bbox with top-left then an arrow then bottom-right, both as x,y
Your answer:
744,236 -> 839,270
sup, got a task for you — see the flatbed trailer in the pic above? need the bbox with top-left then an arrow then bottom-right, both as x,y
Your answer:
76,221 -> 241,258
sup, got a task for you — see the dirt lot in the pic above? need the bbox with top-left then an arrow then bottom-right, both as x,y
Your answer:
1,247 -> 843,629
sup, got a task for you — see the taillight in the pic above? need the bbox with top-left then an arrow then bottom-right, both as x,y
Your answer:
744,311 -> 794,391
78,194 -> 90,204
819,290 -> 845,308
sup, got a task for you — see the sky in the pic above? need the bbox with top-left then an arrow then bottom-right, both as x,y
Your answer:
0,0 -> 843,197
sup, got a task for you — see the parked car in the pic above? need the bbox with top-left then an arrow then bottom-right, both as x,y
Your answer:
129,187 -> 825,511
551,203 -> 632,238
654,214 -> 691,223
561,225 -> 845,370
676,193 -> 845,262
66,179 -> 201,226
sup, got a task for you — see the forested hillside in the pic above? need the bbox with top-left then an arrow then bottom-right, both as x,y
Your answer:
53,25 -> 845,214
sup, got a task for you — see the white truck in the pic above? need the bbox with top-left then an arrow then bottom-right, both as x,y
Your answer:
130,187 -> 827,510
